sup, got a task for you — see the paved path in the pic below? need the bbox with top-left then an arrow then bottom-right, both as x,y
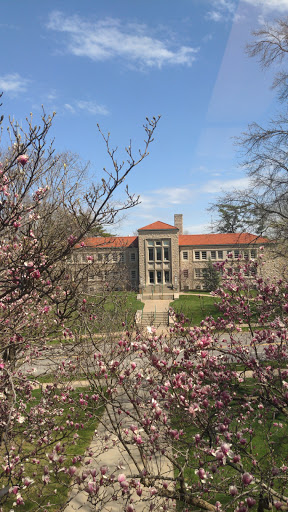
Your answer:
65,342 -> 174,511
142,298 -> 171,313
65,401 -> 173,511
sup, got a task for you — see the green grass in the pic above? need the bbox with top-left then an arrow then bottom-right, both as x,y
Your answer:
47,292 -> 144,343
85,291 -> 144,332
170,294 -> 221,325
172,377 -> 288,510
3,387 -> 105,512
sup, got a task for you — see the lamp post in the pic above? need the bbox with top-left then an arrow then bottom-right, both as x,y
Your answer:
174,275 -> 178,291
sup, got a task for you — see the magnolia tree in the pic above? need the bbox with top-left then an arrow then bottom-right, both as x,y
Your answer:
0,107 -> 159,509
71,250 -> 288,512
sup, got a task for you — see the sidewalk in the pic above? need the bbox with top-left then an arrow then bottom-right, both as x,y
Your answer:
66,401 -> 173,511
142,298 -> 171,313
65,357 -> 174,511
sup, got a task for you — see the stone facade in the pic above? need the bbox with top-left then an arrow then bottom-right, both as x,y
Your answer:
71,215 -> 278,294
138,223 -> 179,291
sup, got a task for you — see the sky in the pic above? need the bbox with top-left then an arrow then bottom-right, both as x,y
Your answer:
1,0 -> 288,235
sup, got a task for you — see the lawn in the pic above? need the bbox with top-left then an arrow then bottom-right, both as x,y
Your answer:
172,376 -> 288,510
84,291 -> 144,331
3,386 -> 105,512
170,294 -> 221,325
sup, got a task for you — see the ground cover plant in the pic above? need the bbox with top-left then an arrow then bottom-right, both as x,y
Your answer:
86,291 -> 144,331
2,386 -> 104,512
170,294 -> 221,326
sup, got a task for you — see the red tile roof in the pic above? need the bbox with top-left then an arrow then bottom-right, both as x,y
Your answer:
75,236 -> 138,249
75,231 -> 269,250
138,221 -> 177,231
179,233 -> 269,246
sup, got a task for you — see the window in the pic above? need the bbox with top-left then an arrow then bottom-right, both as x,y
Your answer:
218,251 -> 223,259
156,241 -> 161,246
250,249 -> 256,259
104,254 -> 109,262
147,240 -> 154,246
211,251 -> 216,260
234,250 -> 239,259
164,270 -> 170,283
194,251 -> 207,261
183,270 -> 188,278
244,251 -> 249,260
183,251 -> 188,260
119,253 -> 125,263
131,270 -> 136,280
149,271 -> 154,283
157,271 -> 162,283
148,248 -> 154,261
164,248 -> 169,261
195,268 -> 202,278
130,252 -> 136,262
156,247 -> 162,261
112,253 -> 117,262
98,253 -> 103,261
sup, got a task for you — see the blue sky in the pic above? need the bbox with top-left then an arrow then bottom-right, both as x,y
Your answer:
1,0 -> 287,235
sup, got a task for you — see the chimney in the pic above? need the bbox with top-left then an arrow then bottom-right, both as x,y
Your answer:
174,214 -> 183,235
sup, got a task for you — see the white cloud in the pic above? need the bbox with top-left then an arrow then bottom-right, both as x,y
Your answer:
152,186 -> 194,205
202,177 -> 251,194
76,100 -> 109,116
47,90 -> 57,101
0,73 -> 30,95
47,11 -> 199,69
206,11 -> 225,22
185,222 -> 211,234
206,0 -> 237,22
64,103 -> 76,113
206,0 -> 288,23
64,100 -> 109,116
243,0 -> 288,12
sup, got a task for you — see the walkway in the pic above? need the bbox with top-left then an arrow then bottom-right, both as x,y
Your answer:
65,369 -> 173,511
65,299 -> 174,511
142,298 -> 171,313
66,400 -> 173,511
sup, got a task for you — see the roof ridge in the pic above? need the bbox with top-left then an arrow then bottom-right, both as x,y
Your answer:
138,220 -> 177,231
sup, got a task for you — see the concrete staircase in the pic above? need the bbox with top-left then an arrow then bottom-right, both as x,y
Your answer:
140,311 -> 169,326
142,293 -> 174,300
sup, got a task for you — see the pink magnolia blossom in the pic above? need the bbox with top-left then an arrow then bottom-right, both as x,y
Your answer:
242,473 -> 254,485
16,154 -> 29,166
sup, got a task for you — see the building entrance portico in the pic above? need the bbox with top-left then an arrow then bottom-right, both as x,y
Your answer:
138,220 -> 181,292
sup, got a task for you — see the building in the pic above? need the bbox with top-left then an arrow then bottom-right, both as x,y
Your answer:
72,214 -> 269,295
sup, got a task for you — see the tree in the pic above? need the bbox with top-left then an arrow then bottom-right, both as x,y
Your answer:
203,258 -> 220,291
210,202 -> 265,235
0,106 -> 160,509
72,249 -> 288,512
210,17 -> 288,254
210,204 -> 245,233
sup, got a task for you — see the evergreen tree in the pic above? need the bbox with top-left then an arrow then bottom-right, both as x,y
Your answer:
203,258 -> 220,291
